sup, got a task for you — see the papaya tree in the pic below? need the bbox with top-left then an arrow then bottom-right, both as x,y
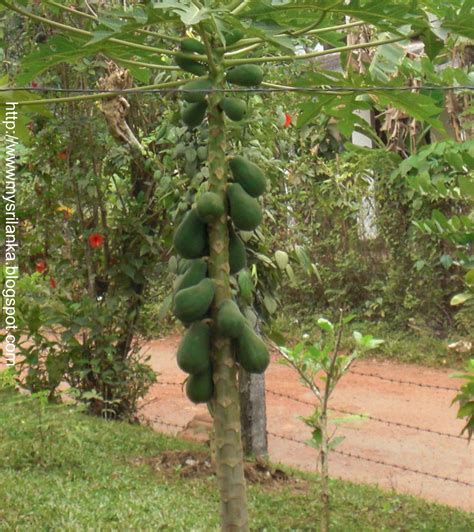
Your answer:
2,0 -> 469,529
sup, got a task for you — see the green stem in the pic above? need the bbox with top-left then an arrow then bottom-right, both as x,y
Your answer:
46,0 -> 182,43
307,20 -> 363,36
114,57 -> 180,71
287,9 -> 327,38
225,43 -> 262,58
223,33 -> 414,65
199,25 -> 217,76
207,59 -> 249,532
261,81 -> 351,96
231,0 -> 251,15
9,77 -> 204,107
221,18 -> 364,53
1,1 -> 206,60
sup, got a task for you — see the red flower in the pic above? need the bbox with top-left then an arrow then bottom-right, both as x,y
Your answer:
31,80 -> 38,88
35,259 -> 46,274
49,276 -> 56,289
57,150 -> 67,161
88,233 -> 104,249
284,113 -> 292,128
27,122 -> 34,132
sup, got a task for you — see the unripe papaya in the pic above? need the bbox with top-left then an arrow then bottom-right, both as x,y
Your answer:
226,65 -> 264,87
177,258 -> 192,274
175,258 -> 207,293
186,367 -> 214,403
175,53 -> 207,76
181,101 -> 207,129
173,209 -> 207,259
224,29 -> 244,46
217,299 -> 246,338
177,322 -> 211,375
229,156 -> 266,197
182,79 -> 213,103
236,325 -> 270,374
227,183 -> 262,231
174,278 -> 215,323
197,146 -> 207,161
221,97 -> 247,121
196,191 -> 225,223
229,228 -> 247,274
180,38 -> 206,55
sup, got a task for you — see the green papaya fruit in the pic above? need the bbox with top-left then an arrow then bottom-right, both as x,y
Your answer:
175,53 -> 207,76
226,65 -> 264,87
181,101 -> 207,129
174,278 -> 215,323
217,299 -> 246,338
221,97 -> 247,121
177,321 -> 211,375
186,367 -> 214,403
182,79 -> 213,103
196,191 -> 225,223
177,258 -> 192,274
180,38 -> 206,55
224,29 -> 244,46
236,325 -> 270,374
197,146 -> 207,161
227,183 -> 262,231
229,156 -> 266,197
175,258 -> 207,293
229,228 -> 247,274
173,209 -> 207,259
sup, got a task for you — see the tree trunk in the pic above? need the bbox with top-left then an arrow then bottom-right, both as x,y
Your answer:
239,369 -> 268,458
207,63 -> 249,531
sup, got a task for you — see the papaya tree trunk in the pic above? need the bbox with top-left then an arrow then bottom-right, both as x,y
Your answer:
207,61 -> 249,530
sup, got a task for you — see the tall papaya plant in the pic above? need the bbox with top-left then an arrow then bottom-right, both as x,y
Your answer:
171,30 -> 270,528
2,1 -> 459,529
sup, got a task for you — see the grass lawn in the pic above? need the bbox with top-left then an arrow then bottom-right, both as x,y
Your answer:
0,388 -> 472,531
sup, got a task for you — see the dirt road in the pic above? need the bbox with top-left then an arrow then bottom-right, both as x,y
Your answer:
139,335 -> 473,511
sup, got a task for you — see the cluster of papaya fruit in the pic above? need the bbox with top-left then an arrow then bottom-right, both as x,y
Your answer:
175,34 -> 264,128
172,34 -> 270,405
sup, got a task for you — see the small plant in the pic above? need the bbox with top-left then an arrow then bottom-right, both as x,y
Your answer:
280,313 -> 383,532
452,358 -> 474,442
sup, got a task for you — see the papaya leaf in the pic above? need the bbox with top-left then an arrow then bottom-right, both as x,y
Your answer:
373,90 -> 445,131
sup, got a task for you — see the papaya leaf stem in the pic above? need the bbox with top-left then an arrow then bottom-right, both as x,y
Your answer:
45,0 -> 182,43
223,33 -> 414,65
1,1 -> 205,60
220,19 -> 364,53
7,77 -> 206,107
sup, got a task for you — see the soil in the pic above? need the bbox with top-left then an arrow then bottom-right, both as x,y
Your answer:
139,335 -> 474,511
135,449 -> 295,488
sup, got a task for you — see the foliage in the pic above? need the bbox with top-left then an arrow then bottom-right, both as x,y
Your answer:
1,390 -> 472,531
452,358 -> 474,441
281,315 -> 383,531
395,140 -> 474,328
1,90 -> 187,417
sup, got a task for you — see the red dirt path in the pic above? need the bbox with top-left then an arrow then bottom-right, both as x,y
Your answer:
140,335 -> 474,511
